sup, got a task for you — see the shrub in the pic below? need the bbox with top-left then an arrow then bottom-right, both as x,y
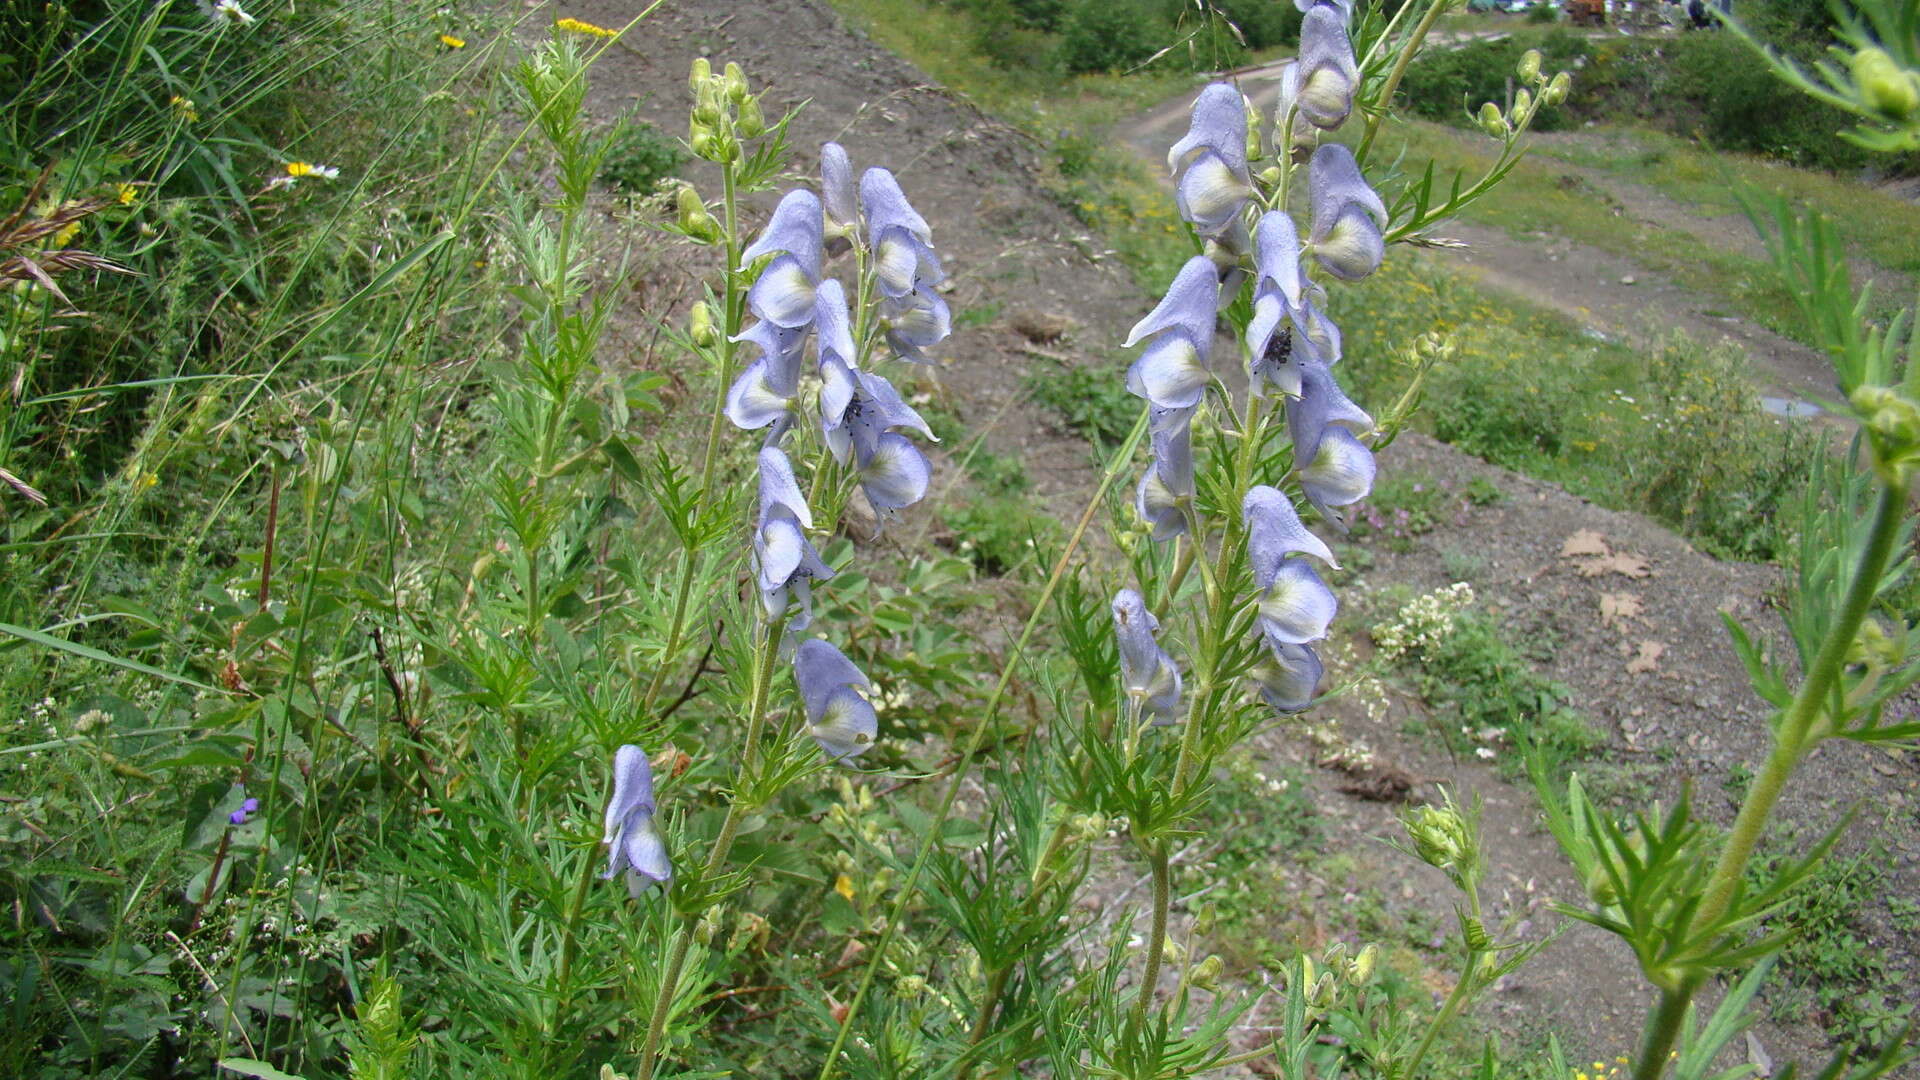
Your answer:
598,118 -> 686,192
1057,0 -> 1156,74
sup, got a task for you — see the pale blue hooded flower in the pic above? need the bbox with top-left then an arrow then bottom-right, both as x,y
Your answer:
1167,83 -> 1253,237
794,638 -> 878,762
1253,640 -> 1323,713
1124,256 -> 1222,411
742,189 -> 825,328
860,167 -> 944,299
880,288 -> 951,363
820,142 -> 858,232
1137,406 -> 1196,542
1293,0 -> 1361,130
820,361 -> 934,516
1244,487 -> 1337,651
726,318 -> 809,437
1286,361 -> 1376,529
1112,588 -> 1182,723
1308,144 -> 1388,282
604,744 -> 671,896
754,446 -> 833,629
1245,211 -> 1309,398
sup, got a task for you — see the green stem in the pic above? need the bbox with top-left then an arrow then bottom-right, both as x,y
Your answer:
550,845 -> 600,1030
1628,478 -> 1906,1080
1630,983 -> 1698,1080
1403,959 -> 1475,1079
639,162 -> 743,719
635,614 -> 782,1080
815,409 -> 1153,1080
1694,478 -> 1907,929
967,963 -> 1015,1049
1134,841 -> 1173,1025
1355,0 -> 1449,164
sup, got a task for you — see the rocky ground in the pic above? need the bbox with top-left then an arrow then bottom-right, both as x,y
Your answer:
561,1 -> 1919,1072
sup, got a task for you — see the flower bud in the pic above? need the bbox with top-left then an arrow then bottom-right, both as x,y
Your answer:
601,1066 -> 631,1080
724,61 -> 749,104
1847,617 -> 1902,670
1259,164 -> 1282,187
1194,901 -> 1217,937
736,96 -> 766,138
896,974 -> 927,998
1584,861 -> 1619,906
1321,941 -> 1349,972
1347,943 -> 1378,986
676,185 -> 720,243
1477,102 -> 1507,138
1514,88 -> 1533,118
1407,804 -> 1469,872
1517,49 -> 1542,84
1853,47 -> 1920,121
688,57 -> 712,96
689,300 -> 718,348
693,80 -> 725,127
1475,951 -> 1501,983
1545,71 -> 1572,106
1191,954 -> 1224,991
694,904 -> 725,945
1310,972 -> 1337,1009
1245,95 -> 1265,163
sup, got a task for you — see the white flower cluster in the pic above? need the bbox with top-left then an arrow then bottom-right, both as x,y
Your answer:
1371,582 -> 1475,662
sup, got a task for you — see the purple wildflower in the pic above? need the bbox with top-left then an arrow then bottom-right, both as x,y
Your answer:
794,638 -> 878,762
1124,256 -> 1222,411
753,446 -> 833,630
1308,145 -> 1388,282
603,745 -> 671,895
742,189 -> 825,328
1112,589 -> 1183,723
1167,83 -> 1252,236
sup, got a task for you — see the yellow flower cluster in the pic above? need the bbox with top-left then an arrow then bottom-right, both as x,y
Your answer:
1573,1058 -> 1629,1080
438,33 -> 466,49
554,17 -> 616,38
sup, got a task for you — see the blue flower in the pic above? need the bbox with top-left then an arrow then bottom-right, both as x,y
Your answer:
820,141 -> 858,233
1253,640 -> 1323,713
1308,144 -> 1387,281
741,189 -> 825,328
603,745 -> 671,895
1137,406 -> 1196,541
1245,211 -> 1309,398
1112,588 -> 1183,724
726,318 -> 808,437
794,638 -> 878,762
753,446 -> 833,629
880,288 -> 951,363
227,794 -> 260,826
1167,83 -> 1252,236
1285,361 -> 1376,529
1124,256 -> 1221,411
1244,487 -> 1338,644
859,167 -> 943,299
1292,0 -> 1360,130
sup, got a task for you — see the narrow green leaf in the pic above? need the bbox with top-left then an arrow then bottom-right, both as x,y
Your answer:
0,622 -> 227,695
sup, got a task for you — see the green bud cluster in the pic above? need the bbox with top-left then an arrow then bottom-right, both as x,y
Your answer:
686,56 -> 770,163
1851,384 -> 1920,482
1407,803 -> 1470,872
1476,52 -> 1571,140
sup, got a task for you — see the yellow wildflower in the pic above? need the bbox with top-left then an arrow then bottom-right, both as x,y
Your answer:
438,33 -> 465,48
284,161 -> 340,180
116,183 -> 138,206
554,16 -> 617,38
833,873 -> 855,901
170,95 -> 199,122
52,221 -> 81,248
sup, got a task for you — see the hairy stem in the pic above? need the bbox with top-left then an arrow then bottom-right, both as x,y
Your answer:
1355,0 -> 1449,164
815,409 -> 1153,1080
1134,841 -> 1173,1025
640,162 -> 742,719
1630,478 -> 1906,1080
636,612 -> 781,1080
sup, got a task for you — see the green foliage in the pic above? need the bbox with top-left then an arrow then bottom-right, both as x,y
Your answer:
1748,841 -> 1913,1056
1024,359 -> 1139,446
1057,0 -> 1157,75
941,494 -> 1060,576
598,118 -> 687,192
